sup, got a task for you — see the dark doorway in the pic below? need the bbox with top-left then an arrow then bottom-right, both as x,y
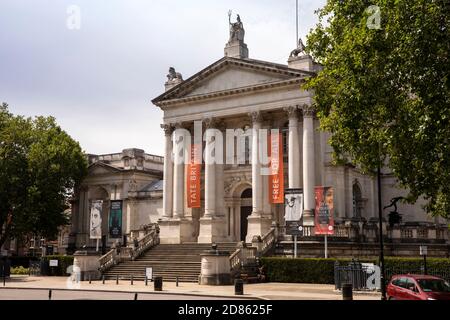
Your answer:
240,206 -> 252,241
240,188 -> 253,242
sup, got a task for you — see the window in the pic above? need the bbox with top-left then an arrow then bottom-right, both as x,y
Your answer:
352,183 -> 362,218
417,279 -> 450,293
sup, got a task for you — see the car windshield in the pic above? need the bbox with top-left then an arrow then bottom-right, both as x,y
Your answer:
417,279 -> 450,293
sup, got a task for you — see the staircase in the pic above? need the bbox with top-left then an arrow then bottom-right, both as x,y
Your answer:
102,243 -> 238,283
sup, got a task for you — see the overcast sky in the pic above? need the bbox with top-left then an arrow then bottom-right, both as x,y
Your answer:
0,0 -> 326,156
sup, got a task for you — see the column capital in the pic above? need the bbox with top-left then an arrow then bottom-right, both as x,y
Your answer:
160,123 -> 175,136
283,106 -> 299,120
203,117 -> 219,129
301,104 -> 316,118
249,111 -> 263,124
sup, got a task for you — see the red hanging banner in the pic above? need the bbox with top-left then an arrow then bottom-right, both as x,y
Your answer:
187,144 -> 201,208
314,186 -> 335,235
269,132 -> 284,204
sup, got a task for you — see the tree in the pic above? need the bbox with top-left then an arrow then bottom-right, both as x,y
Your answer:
0,103 -> 88,249
305,0 -> 450,218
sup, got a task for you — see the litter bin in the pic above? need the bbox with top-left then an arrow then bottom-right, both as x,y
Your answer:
154,276 -> 163,291
342,283 -> 353,301
235,279 -> 244,295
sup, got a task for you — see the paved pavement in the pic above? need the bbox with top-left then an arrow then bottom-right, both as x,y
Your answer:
0,276 -> 381,300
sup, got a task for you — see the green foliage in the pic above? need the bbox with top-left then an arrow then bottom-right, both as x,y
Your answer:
305,0 -> 450,218
41,255 -> 74,276
0,103 -> 88,248
10,266 -> 29,275
261,257 -> 450,284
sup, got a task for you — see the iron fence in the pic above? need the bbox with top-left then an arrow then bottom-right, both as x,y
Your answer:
335,260 -> 450,291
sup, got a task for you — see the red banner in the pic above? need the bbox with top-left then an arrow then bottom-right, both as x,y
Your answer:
187,144 -> 201,208
269,133 -> 284,204
314,186 -> 335,235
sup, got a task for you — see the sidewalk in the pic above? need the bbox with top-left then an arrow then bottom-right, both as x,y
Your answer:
0,276 -> 381,300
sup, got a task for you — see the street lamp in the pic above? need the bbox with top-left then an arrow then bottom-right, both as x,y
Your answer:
377,164 -> 387,300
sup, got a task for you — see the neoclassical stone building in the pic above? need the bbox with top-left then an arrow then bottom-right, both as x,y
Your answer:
151,20 -> 449,249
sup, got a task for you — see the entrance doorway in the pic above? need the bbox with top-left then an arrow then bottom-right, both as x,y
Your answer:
240,188 -> 253,242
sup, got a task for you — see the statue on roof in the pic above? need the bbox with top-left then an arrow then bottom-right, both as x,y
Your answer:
228,10 -> 245,43
166,67 -> 183,83
290,38 -> 306,58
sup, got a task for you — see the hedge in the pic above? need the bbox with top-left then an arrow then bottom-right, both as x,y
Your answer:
261,257 -> 450,284
11,266 -> 29,275
40,255 -> 74,276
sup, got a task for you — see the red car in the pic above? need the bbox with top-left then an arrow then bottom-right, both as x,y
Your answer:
387,274 -> 450,300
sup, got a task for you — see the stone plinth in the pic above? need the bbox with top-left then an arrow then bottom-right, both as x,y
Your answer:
73,251 -> 101,281
198,217 -> 229,244
225,40 -> 249,59
158,218 -> 195,244
246,215 -> 272,244
199,249 -> 232,285
288,55 -> 314,71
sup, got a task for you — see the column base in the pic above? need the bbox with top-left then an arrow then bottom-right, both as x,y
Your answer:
245,215 -> 273,244
302,209 -> 315,227
158,218 -> 196,244
198,216 -> 229,244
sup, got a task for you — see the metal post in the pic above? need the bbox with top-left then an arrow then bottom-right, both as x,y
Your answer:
48,290 -> 52,300
116,275 -> 119,285
294,235 -> 297,258
176,276 -> 179,287
377,164 -> 387,300
89,274 -> 91,284
131,275 -> 133,285
96,239 -> 99,252
145,276 -> 148,286
134,293 -> 138,300
325,235 -> 328,259
102,275 -> 105,284
296,0 -> 299,46
423,255 -> 428,275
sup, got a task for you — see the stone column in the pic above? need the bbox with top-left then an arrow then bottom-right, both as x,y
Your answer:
161,124 -> 174,219
251,111 -> 263,215
204,120 -> 216,218
285,106 -> 301,188
302,105 -> 316,226
173,123 -> 185,218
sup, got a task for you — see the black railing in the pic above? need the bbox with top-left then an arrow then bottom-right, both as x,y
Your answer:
335,260 -> 450,291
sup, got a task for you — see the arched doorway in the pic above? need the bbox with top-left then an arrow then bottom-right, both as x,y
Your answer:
240,188 -> 252,241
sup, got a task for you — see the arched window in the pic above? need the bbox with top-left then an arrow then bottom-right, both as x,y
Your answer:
352,183 -> 362,218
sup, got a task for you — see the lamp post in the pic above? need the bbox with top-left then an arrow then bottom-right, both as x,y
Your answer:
377,164 -> 387,300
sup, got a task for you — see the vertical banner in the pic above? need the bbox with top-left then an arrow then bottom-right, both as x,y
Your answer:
314,186 -> 335,235
269,132 -> 285,204
90,200 -> 103,240
109,200 -> 123,238
187,144 -> 201,208
284,188 -> 303,222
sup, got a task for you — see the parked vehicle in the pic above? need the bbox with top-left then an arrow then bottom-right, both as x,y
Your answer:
387,274 -> 450,300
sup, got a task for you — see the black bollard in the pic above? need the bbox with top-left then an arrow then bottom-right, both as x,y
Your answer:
145,276 -> 148,286
89,274 -> 91,284
342,283 -> 353,301
48,290 -> 52,300
116,275 -> 119,285
154,276 -> 163,291
176,276 -> 179,287
131,275 -> 134,286
134,293 -> 138,300
234,279 -> 244,295
102,275 -> 105,284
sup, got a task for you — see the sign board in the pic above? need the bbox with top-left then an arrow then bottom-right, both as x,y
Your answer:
314,186 -> 335,235
109,200 -> 123,239
145,267 -> 153,280
284,188 -> 303,222
420,245 -> 428,256
90,200 -> 103,240
286,220 -> 304,236
49,260 -> 58,267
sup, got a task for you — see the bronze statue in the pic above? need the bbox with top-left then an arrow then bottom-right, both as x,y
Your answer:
290,38 -> 306,58
384,196 -> 405,226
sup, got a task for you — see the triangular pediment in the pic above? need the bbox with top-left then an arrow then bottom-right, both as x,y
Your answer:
88,162 -> 123,175
152,57 -> 313,104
